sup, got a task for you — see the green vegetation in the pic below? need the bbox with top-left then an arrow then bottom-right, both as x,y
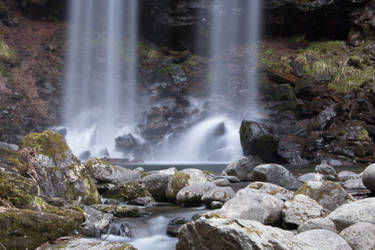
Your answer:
20,130 -> 70,163
260,39 -> 375,93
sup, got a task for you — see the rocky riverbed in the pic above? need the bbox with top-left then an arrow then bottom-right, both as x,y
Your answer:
0,130 -> 374,249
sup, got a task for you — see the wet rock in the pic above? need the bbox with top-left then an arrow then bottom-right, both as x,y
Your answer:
128,196 -> 155,207
298,173 -> 316,183
334,121 -> 372,158
297,218 -> 337,233
282,194 -> 326,228
103,180 -> 151,202
249,164 -> 302,190
247,181 -> 294,201
0,206 -> 83,250
86,158 -> 140,184
343,178 -> 366,189
167,217 -> 189,237
36,237 -> 137,250
362,163 -> 375,193
176,182 -> 216,207
295,181 -> 355,211
177,216 -> 309,250
165,169 -> 207,201
239,120 -> 280,162
327,197 -> 375,231
221,156 -> 261,181
143,172 -> 172,201
339,222 -> 375,250
212,178 -> 231,186
78,151 -> 91,161
91,204 -> 141,218
338,171 -> 360,182
103,199 -> 120,206
19,130 -> 100,204
219,188 -> 284,225
213,175 -> 240,183
115,133 -> 148,159
0,141 -> 18,152
81,206 -> 113,237
315,163 -> 337,181
294,229 -> 351,250
201,186 -> 235,209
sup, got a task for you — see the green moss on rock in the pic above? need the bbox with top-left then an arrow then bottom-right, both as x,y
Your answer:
20,130 -> 70,163
0,40 -> 17,65
0,147 -> 29,175
165,172 -> 190,201
103,181 -> 150,202
0,171 -> 38,209
0,207 -> 83,249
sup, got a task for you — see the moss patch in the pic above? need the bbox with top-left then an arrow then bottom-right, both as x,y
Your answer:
165,172 -> 190,200
103,181 -> 150,202
0,207 -> 83,249
20,130 -> 70,164
0,40 -> 17,65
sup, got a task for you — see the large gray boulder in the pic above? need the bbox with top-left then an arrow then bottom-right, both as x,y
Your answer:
247,182 -> 294,201
338,171 -> 359,182
249,164 -> 302,190
81,206 -> 113,237
201,186 -> 235,209
19,130 -> 100,204
339,222 -> 375,250
221,156 -> 261,181
315,163 -> 337,181
143,172 -> 171,201
297,218 -> 337,233
165,169 -> 207,201
343,178 -> 366,189
85,158 -> 140,184
219,188 -> 284,225
298,173 -> 316,183
294,229 -> 351,250
295,181 -> 354,211
177,216 -> 311,250
362,163 -> 375,192
327,197 -> 375,231
176,182 -> 216,206
282,194 -> 326,228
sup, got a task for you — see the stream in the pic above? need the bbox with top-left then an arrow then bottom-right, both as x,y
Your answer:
101,205 -> 207,250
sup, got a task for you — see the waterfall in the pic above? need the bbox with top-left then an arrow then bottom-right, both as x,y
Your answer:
154,0 -> 263,163
61,0 -> 261,163
62,0 -> 139,158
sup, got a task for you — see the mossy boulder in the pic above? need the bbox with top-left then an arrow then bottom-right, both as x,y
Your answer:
85,158 -> 140,184
239,120 -> 280,162
0,171 -> 39,209
295,181 -> 355,211
0,147 -> 29,175
19,130 -> 100,205
0,206 -> 84,249
91,204 -> 140,218
274,84 -> 295,101
103,180 -> 151,202
334,121 -> 373,158
166,169 -> 207,201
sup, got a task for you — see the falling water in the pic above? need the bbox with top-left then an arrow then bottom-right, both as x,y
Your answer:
62,0 -> 138,158
155,0 -> 263,162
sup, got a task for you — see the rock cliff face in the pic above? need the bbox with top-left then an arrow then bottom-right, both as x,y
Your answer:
140,0 -> 370,51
